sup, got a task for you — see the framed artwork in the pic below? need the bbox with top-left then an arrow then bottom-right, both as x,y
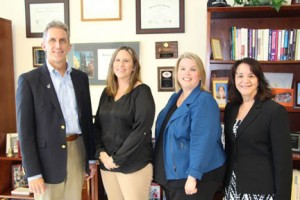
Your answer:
295,82 -> 300,106
25,0 -> 69,38
68,42 -> 139,85
211,38 -> 223,60
150,182 -> 162,200
136,0 -> 185,34
157,67 -> 175,92
81,0 -> 122,21
11,164 -> 28,189
6,133 -> 18,155
212,79 -> 228,108
272,88 -> 294,107
32,47 -> 45,67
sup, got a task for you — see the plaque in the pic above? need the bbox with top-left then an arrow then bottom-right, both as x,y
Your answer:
157,67 -> 175,92
155,41 -> 178,59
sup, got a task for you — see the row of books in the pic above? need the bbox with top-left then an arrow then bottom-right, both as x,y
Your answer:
230,27 -> 300,61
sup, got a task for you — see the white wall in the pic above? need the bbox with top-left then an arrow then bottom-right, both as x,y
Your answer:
0,0 -> 235,120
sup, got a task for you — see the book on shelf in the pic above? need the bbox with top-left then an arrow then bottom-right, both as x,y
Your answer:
11,187 -> 31,195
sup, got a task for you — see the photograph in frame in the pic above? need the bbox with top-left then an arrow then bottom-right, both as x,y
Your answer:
272,88 -> 294,107
292,0 -> 300,4
296,82 -> 300,107
25,0 -> 69,38
150,182 -> 162,200
157,66 -> 175,92
68,42 -> 139,85
136,0 -> 184,34
211,38 -> 223,60
32,46 -> 45,67
6,133 -> 19,155
212,79 -> 228,108
81,0 -> 122,21
11,164 -> 28,189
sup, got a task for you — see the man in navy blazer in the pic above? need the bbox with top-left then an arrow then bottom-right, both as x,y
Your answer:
16,21 -> 96,200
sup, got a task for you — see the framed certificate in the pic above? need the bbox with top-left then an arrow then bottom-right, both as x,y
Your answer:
25,0 -> 69,38
136,0 -> 184,34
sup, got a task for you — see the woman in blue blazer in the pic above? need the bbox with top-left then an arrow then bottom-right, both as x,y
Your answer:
154,52 -> 226,200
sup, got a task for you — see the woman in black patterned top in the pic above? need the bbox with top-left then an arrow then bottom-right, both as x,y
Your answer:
94,46 -> 155,200
224,58 -> 292,200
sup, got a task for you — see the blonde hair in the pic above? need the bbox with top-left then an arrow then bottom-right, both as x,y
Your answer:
175,52 -> 207,91
106,46 -> 141,97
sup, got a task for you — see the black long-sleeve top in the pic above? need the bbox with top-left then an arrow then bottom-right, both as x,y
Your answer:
94,84 -> 155,173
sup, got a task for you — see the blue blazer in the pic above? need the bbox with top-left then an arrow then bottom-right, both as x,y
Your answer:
16,64 -> 95,184
155,86 -> 226,181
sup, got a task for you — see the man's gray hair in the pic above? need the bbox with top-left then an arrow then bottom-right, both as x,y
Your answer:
43,20 -> 70,41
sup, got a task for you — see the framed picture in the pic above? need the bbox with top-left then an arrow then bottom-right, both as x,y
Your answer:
157,67 -> 175,92
295,82 -> 300,106
272,88 -> 294,107
6,133 -> 19,155
32,47 -> 45,67
212,79 -> 228,108
292,0 -> 300,4
11,164 -> 28,189
150,182 -> 162,200
136,0 -> 185,34
68,42 -> 139,85
81,0 -> 122,21
25,0 -> 69,38
211,38 -> 223,60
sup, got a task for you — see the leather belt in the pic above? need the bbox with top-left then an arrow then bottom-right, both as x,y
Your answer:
66,134 -> 81,141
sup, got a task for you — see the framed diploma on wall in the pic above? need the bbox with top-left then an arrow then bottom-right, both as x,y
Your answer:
136,0 -> 185,34
25,0 -> 69,38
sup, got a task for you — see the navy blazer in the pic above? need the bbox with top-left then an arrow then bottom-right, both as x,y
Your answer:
16,64 -> 95,184
155,86 -> 226,180
224,99 -> 292,199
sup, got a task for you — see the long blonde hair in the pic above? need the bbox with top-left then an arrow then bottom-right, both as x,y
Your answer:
106,46 -> 141,97
175,52 -> 207,91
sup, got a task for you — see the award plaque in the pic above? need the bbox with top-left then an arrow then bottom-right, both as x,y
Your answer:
157,67 -> 175,92
155,41 -> 178,59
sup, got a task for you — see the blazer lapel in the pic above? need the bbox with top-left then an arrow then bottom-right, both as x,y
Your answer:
38,64 -> 63,117
236,100 -> 262,138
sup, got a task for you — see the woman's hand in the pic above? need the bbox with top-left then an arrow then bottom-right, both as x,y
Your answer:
185,176 -> 198,195
99,152 -> 119,170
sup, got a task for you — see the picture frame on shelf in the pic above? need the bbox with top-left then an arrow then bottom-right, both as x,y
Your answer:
150,182 -> 162,200
81,0 -> 122,21
292,0 -> 300,4
6,133 -> 19,155
296,82 -> 300,107
136,0 -> 184,34
25,0 -> 69,38
157,66 -> 175,92
212,79 -> 228,108
11,164 -> 28,189
211,38 -> 223,60
272,88 -> 294,107
32,46 -> 45,67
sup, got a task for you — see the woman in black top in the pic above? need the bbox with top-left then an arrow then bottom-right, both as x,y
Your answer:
94,46 -> 155,200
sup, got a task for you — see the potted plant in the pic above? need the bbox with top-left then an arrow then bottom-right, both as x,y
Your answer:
234,0 -> 287,11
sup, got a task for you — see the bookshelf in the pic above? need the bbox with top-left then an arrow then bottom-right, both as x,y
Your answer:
206,5 -> 300,167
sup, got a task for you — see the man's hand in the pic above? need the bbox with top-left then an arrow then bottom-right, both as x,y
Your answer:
28,177 -> 46,195
85,163 -> 97,180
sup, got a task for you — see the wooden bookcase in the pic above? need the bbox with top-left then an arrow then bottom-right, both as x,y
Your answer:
206,5 -> 300,167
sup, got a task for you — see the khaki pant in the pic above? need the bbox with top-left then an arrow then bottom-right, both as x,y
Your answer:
35,136 -> 86,200
101,163 -> 153,200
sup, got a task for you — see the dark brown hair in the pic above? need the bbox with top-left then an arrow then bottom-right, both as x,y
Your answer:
228,58 -> 273,104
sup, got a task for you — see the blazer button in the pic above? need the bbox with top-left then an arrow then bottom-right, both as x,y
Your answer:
61,145 -> 66,149
61,125 -> 65,130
